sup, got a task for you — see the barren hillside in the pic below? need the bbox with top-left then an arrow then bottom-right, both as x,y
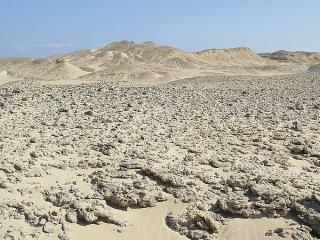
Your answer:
3,41 -> 320,85
260,50 -> 320,65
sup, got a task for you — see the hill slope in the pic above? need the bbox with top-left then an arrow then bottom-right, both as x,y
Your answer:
195,47 -> 273,66
0,58 -> 89,80
3,41 -> 319,84
308,64 -> 320,72
260,50 -> 320,64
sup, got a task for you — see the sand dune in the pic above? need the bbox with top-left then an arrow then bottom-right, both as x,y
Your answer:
4,41 -> 319,85
66,41 -> 276,69
49,41 -> 319,84
30,58 -> 89,80
195,47 -> 273,66
60,41 -> 320,83
0,58 -> 89,81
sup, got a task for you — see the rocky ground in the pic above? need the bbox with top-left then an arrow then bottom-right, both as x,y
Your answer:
0,72 -> 320,240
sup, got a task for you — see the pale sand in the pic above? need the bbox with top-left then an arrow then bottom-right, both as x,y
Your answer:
218,218 -> 293,240
69,199 -> 187,240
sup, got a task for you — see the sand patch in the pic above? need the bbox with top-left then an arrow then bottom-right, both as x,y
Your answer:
69,199 -> 187,240
218,217 -> 293,240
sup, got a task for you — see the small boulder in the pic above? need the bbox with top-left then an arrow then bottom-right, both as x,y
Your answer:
43,221 -> 54,233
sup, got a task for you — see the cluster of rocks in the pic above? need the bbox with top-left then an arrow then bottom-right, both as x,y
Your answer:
89,169 -> 168,208
43,184 -> 124,226
166,206 -> 227,239
0,72 -> 320,239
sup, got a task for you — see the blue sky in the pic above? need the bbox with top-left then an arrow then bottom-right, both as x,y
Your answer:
1,0 -> 319,57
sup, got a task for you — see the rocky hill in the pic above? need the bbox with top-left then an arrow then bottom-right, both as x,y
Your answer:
260,50 -> 320,65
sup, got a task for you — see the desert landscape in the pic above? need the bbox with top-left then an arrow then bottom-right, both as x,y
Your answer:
0,40 -> 320,240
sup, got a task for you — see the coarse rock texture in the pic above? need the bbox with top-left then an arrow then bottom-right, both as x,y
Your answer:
308,64 -> 320,73
166,206 -> 227,239
0,69 -> 320,239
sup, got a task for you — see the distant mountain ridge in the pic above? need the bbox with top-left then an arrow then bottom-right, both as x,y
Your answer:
259,50 -> 320,64
0,41 -> 319,83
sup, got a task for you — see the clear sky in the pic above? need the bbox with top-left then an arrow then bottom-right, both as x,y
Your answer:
1,0 -> 319,57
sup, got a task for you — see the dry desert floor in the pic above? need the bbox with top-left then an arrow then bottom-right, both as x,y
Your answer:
0,72 -> 320,240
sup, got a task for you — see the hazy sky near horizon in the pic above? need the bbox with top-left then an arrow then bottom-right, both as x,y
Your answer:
1,0 -> 319,57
